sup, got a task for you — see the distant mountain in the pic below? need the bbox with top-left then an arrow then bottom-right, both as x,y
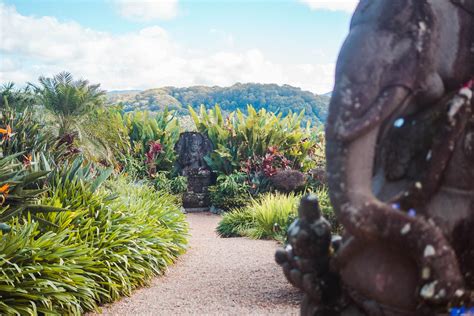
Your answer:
322,91 -> 332,97
107,89 -> 141,95
107,83 -> 330,124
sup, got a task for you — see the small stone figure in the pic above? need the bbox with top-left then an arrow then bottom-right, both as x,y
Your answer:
174,132 -> 213,211
276,195 -> 343,315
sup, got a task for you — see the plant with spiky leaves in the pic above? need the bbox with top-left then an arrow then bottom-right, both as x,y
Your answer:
0,153 -> 67,232
29,72 -> 106,137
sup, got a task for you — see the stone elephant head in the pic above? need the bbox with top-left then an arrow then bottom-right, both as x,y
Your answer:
325,0 -> 474,312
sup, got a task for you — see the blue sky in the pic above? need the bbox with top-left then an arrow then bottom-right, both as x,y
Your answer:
0,0 -> 356,93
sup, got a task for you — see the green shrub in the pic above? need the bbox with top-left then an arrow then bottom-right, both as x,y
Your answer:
124,109 -> 180,175
216,193 -> 300,241
209,172 -> 250,211
153,171 -> 187,195
0,82 -> 36,111
29,72 -> 106,138
0,153 -> 68,231
0,103 -> 67,164
217,190 -> 339,242
44,170 -> 188,305
190,104 -> 318,176
215,210 -> 254,237
80,106 -> 131,168
0,162 -> 188,315
0,221 -> 101,315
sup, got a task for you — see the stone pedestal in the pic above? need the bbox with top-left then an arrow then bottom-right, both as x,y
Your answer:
182,169 -> 212,212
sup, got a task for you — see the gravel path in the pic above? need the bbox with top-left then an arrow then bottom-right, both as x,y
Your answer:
96,212 -> 302,315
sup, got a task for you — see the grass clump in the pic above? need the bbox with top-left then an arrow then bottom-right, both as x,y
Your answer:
217,190 -> 339,242
217,193 -> 300,242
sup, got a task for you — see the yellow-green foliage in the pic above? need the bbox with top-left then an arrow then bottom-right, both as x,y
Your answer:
217,191 -> 337,241
217,193 -> 300,241
189,104 -> 317,174
0,172 -> 188,315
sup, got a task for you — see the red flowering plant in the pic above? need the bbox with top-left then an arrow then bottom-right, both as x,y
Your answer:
145,141 -> 163,176
241,146 -> 291,194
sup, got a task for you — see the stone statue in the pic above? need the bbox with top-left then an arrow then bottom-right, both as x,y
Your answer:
277,1 -> 474,315
174,132 -> 213,176
175,132 -> 213,211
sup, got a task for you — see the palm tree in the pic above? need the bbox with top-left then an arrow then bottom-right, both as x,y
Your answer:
30,72 -> 105,137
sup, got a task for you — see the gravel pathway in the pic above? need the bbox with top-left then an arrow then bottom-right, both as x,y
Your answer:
96,212 -> 302,315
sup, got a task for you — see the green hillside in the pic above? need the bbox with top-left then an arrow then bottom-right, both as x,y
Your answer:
107,83 -> 330,124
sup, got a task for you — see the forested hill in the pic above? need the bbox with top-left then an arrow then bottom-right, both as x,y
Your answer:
107,83 -> 330,124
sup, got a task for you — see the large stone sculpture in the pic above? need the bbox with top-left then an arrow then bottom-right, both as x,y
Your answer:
175,132 -> 213,211
277,1 -> 474,315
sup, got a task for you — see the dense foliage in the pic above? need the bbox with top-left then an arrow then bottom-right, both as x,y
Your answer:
216,189 -> 336,242
0,71 -> 336,314
191,104 -> 325,206
190,104 -> 317,174
30,72 -> 106,137
0,162 -> 188,315
208,172 -> 250,211
216,193 -> 300,242
0,73 -> 189,315
123,109 -> 180,176
107,83 -> 330,125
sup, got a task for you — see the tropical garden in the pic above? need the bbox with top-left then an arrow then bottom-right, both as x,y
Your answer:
0,72 -> 332,315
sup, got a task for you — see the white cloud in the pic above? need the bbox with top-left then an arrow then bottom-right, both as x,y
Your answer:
299,0 -> 358,13
114,0 -> 178,21
0,3 -> 335,94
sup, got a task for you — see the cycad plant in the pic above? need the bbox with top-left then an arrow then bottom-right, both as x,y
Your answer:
29,72 -> 105,137
0,82 -> 36,111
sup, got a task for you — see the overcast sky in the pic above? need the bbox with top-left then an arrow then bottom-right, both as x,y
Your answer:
0,0 -> 357,94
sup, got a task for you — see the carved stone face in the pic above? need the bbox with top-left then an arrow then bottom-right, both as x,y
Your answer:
174,132 -> 213,173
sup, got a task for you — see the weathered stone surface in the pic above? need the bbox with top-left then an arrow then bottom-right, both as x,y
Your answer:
183,192 -> 211,208
174,132 -> 213,176
271,169 -> 306,193
278,1 -> 474,315
175,132 -> 213,211
186,170 -> 212,194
